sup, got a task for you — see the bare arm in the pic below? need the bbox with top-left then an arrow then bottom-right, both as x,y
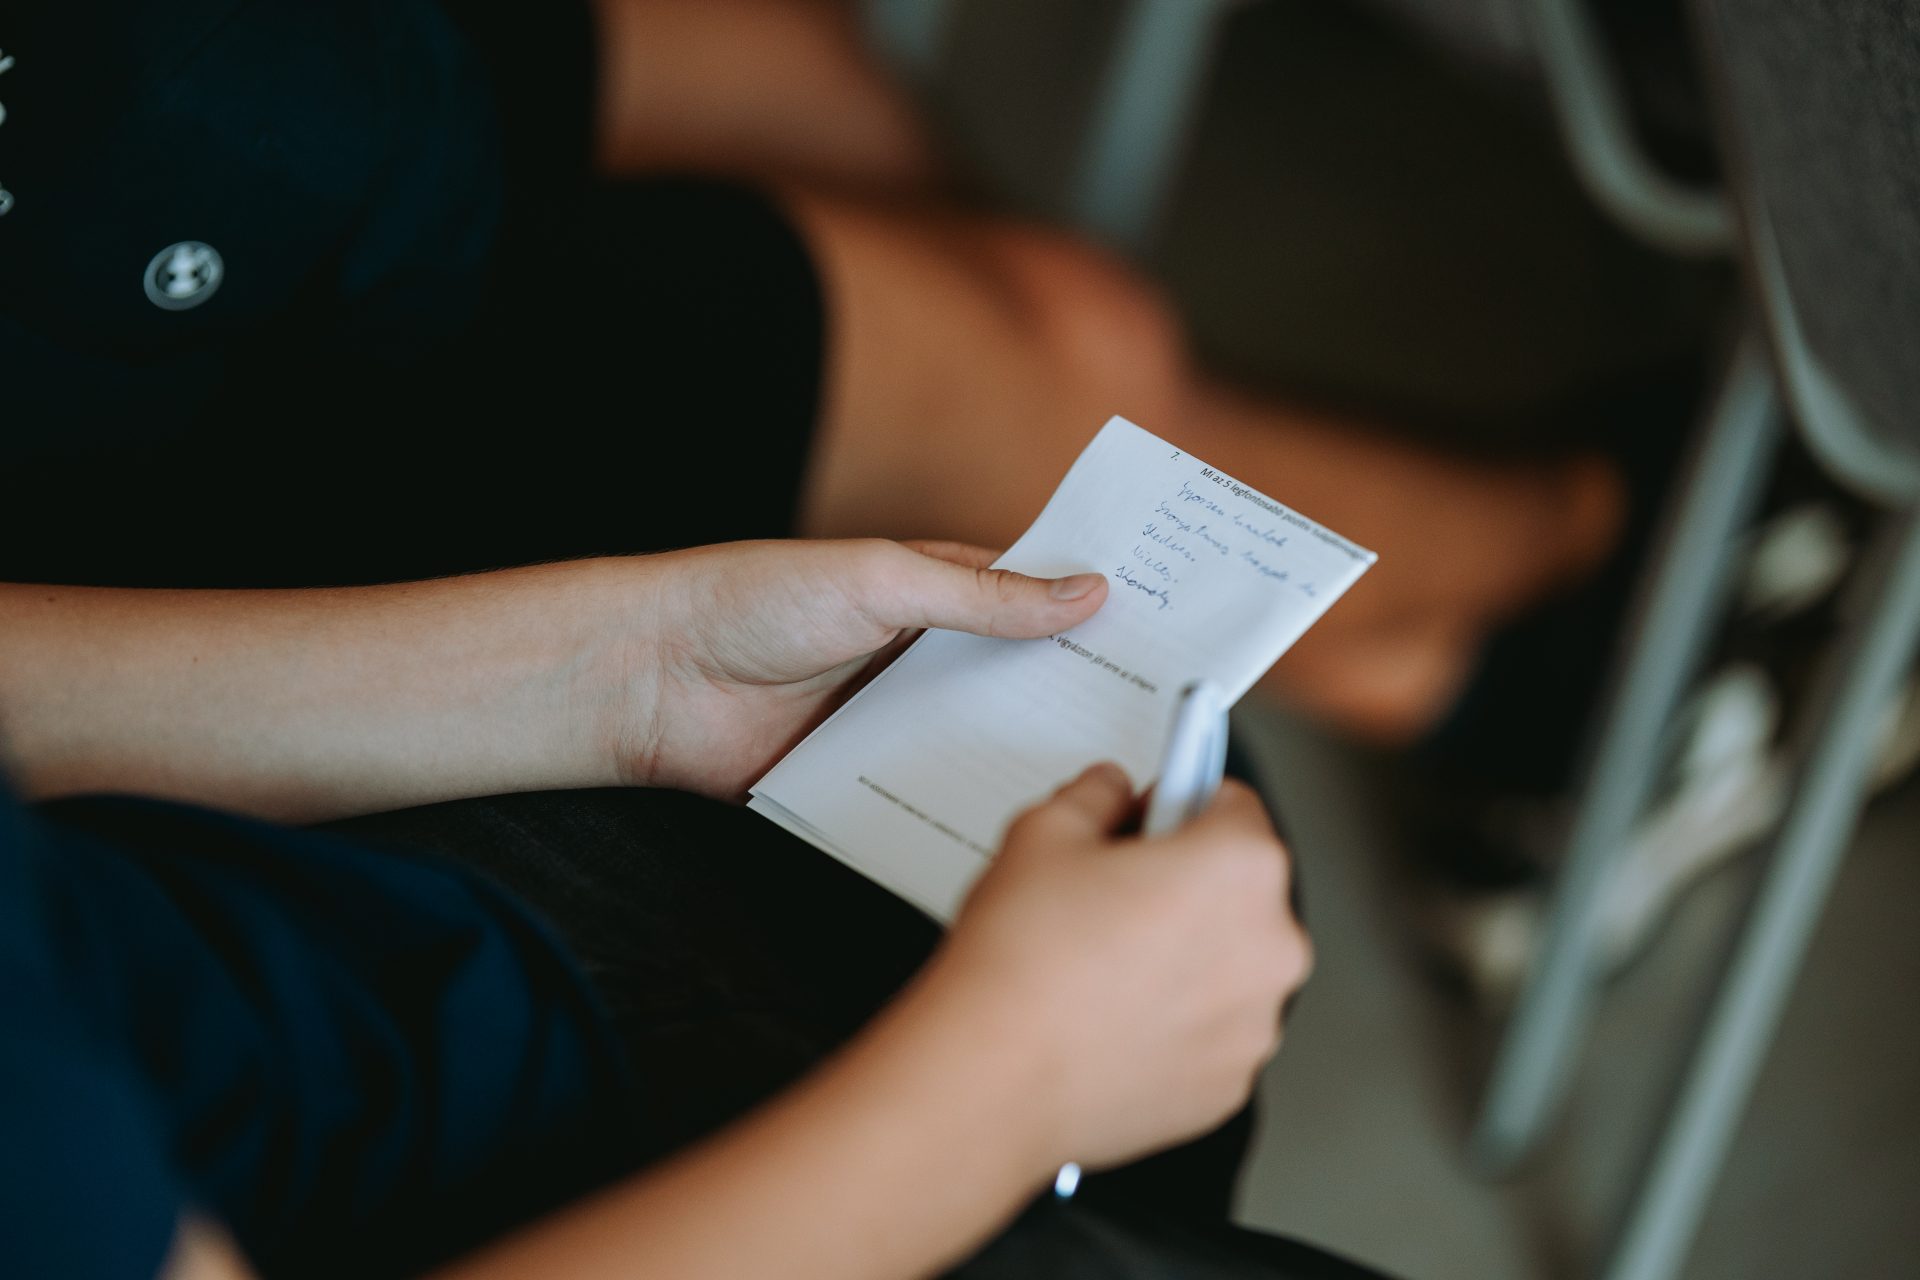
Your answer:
0,565 -> 639,822
442,958 -> 1055,1280
0,541 -> 1107,822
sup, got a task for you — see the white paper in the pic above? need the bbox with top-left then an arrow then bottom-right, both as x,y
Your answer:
750,417 -> 1375,921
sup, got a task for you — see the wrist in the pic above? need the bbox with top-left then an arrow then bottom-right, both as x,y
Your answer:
550,556 -> 673,791
888,946 -> 1077,1184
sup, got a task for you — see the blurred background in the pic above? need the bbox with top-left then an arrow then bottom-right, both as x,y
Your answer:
862,1 -> 1920,1277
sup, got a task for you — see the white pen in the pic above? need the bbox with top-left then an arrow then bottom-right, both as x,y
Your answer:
1053,678 -> 1231,1201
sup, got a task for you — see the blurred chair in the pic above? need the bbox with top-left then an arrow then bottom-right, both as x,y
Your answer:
1520,0 -> 1729,255
1597,5 -> 1920,1278
1475,2 -> 1920,1278
1068,0 -> 1249,251
1467,0 -> 1764,1178
874,0 -> 1729,257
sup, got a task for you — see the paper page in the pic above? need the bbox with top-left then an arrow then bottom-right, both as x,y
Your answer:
750,416 -> 1375,921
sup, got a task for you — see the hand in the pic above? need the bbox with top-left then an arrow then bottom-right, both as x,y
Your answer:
923,764 -> 1311,1174
616,539 -> 1108,798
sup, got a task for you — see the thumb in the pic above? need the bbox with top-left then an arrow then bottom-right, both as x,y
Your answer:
1043,761 -> 1138,835
1009,762 -> 1138,847
869,541 -> 1108,638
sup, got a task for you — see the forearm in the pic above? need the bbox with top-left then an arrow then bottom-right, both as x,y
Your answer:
442,958 -> 1058,1280
0,563 -> 647,821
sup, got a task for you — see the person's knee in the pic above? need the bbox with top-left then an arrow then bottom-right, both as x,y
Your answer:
982,228 -> 1189,423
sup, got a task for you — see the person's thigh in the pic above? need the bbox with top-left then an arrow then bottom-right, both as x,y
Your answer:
783,187 -> 1188,551
328,786 -> 938,1160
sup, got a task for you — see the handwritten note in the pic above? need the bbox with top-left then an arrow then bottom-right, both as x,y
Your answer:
749,417 -> 1375,921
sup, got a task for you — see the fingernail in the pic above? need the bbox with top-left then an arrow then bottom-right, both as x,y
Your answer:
1050,573 -> 1103,601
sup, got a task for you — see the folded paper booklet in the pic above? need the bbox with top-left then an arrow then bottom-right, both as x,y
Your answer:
750,417 -> 1377,921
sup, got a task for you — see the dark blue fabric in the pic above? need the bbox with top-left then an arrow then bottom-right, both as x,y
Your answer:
0,784 -> 637,1278
0,793 -> 184,1280
1,0 -> 507,443
0,0 -> 823,593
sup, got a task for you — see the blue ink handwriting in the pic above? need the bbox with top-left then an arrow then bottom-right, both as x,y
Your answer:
1140,521 -> 1198,562
1113,565 -> 1173,611
1129,544 -> 1178,582
1175,481 -> 1226,515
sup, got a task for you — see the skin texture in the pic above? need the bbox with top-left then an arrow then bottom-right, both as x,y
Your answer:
0,542 -> 1105,821
628,540 -> 1109,798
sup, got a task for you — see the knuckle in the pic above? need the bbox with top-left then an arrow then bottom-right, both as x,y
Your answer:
1275,932 -> 1315,992
907,538 -> 970,564
1082,761 -> 1130,798
1011,793 -> 1081,843
1236,1016 -> 1281,1070
1249,1013 -> 1284,1065
1213,835 -> 1282,900
1213,777 -> 1262,810
1250,838 -> 1289,893
1006,802 -> 1053,843
1220,780 -> 1277,827
978,566 -> 1025,610
845,539 -> 914,626
1215,777 -> 1260,804
850,537 -> 906,589
970,567 -> 1015,634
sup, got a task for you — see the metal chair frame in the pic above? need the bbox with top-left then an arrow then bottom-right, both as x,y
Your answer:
1482,4 -> 1920,1277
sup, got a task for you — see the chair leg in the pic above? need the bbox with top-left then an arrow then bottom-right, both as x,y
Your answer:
1601,506 -> 1920,1280
1071,0 -> 1243,252
1471,335 -> 1780,1173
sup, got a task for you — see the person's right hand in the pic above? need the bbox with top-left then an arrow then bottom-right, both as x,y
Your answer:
924,763 -> 1311,1175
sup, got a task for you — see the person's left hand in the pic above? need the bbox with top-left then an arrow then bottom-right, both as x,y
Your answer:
608,539 -> 1108,799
